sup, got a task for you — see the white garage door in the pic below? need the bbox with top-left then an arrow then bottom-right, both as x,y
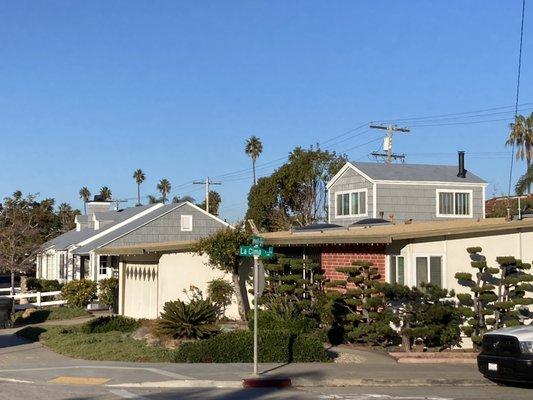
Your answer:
123,262 -> 159,319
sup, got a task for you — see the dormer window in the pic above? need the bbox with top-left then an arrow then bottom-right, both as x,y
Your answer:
335,189 -> 367,218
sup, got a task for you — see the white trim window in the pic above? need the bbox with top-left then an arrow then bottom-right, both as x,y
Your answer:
335,189 -> 367,218
99,256 -> 109,276
181,215 -> 193,231
436,189 -> 472,218
415,255 -> 443,287
389,255 -> 405,285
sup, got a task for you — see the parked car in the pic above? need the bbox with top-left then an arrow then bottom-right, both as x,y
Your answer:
478,326 -> 533,383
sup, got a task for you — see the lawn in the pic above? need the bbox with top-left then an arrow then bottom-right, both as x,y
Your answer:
12,306 -> 91,326
16,325 -> 177,362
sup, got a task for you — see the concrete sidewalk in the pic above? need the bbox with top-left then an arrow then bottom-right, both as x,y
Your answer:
0,328 -> 489,389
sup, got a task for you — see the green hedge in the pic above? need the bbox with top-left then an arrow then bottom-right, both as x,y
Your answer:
81,316 -> 140,334
26,278 -> 63,292
249,310 -> 317,335
175,330 -> 328,363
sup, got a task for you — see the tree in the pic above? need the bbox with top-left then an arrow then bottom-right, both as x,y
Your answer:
194,225 -> 251,321
79,187 -> 91,214
133,169 -> 146,206
0,192 -> 50,294
57,203 -> 79,232
198,191 -> 221,215
245,147 -> 347,231
99,186 -> 112,201
515,164 -> 533,196
172,195 -> 196,204
506,113 -> 533,194
245,136 -> 263,185
157,179 -> 171,204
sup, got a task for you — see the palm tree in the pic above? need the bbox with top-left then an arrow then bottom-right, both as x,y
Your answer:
79,187 -> 91,214
506,112 -> 533,194
516,165 -> 533,196
244,136 -> 263,185
157,179 -> 171,204
133,169 -> 146,206
100,186 -> 112,201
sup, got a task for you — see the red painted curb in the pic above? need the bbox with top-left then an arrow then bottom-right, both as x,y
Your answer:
242,377 -> 292,389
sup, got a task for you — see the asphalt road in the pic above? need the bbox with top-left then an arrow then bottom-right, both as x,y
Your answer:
0,382 -> 531,400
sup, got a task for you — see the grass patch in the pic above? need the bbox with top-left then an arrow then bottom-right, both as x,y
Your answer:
16,325 -> 176,362
12,306 -> 90,326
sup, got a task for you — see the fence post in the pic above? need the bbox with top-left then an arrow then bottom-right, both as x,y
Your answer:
37,292 -> 41,307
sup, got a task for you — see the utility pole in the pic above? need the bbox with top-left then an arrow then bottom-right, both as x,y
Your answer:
369,124 -> 410,164
193,177 -> 221,213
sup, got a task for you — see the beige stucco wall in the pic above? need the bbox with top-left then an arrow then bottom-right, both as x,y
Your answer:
388,230 -> 533,294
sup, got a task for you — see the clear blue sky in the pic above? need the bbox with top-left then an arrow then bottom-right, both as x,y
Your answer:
1,1 -> 531,222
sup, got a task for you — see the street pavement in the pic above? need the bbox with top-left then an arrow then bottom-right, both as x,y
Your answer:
1,326 -> 532,399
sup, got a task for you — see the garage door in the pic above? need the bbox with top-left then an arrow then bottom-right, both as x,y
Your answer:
123,262 -> 159,319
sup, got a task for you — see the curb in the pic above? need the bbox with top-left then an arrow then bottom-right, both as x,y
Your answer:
107,377 -> 493,389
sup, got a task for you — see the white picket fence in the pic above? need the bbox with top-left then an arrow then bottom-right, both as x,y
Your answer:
0,287 -> 21,294
0,291 -> 66,310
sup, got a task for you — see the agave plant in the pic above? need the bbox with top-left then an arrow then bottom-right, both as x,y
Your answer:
157,299 -> 218,339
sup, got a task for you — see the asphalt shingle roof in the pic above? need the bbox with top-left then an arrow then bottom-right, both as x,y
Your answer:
352,162 -> 486,184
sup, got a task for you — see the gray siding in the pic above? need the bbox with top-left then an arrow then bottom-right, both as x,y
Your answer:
376,184 -> 484,221
329,168 -> 374,227
106,204 -> 227,246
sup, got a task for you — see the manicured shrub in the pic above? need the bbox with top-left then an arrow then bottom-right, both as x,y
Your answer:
175,330 -> 328,363
26,278 -> 62,292
61,280 -> 97,308
157,299 -> 218,339
81,315 -> 140,334
249,309 -> 317,335
98,277 -> 118,309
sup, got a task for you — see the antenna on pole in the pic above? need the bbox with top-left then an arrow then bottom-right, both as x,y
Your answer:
111,199 -> 129,211
193,177 -> 222,213
369,124 -> 410,164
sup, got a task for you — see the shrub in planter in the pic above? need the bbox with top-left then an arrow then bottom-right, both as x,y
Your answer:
98,277 -> 118,309
61,280 -> 97,308
175,330 -> 328,363
81,315 -> 140,334
157,299 -> 218,339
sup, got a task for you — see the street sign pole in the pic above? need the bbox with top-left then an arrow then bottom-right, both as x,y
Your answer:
253,254 -> 259,376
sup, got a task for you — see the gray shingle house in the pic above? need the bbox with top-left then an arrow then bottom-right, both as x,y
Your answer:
326,153 -> 487,226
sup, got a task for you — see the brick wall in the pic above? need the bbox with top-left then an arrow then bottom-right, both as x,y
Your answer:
321,244 -> 386,282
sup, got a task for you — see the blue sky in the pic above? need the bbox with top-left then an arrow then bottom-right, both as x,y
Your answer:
1,1 -> 531,222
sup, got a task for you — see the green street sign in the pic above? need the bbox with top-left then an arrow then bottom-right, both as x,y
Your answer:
252,235 -> 264,246
239,245 -> 274,259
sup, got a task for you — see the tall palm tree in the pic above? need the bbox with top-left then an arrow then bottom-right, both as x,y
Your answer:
506,112 -> 533,194
133,169 -> 146,206
79,187 -> 91,214
100,186 -> 112,201
244,136 -> 263,185
516,165 -> 533,196
157,179 -> 171,204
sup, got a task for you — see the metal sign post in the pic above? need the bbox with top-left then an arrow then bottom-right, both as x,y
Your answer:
239,238 -> 273,376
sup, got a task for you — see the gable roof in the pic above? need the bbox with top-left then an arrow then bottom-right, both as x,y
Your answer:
72,201 -> 230,255
327,161 -> 487,189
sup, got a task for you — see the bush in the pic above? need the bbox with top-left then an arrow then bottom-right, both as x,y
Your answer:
207,278 -> 234,319
98,277 -> 118,309
157,299 -> 218,339
249,309 -> 317,335
81,316 -> 140,334
26,278 -> 62,292
175,330 -> 328,363
61,280 -> 97,308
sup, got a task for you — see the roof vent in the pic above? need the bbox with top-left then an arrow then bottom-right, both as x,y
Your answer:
457,151 -> 467,178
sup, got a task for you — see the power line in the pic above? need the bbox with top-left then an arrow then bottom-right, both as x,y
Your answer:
193,177 -> 222,213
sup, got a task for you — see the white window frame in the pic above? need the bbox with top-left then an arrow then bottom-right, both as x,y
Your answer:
181,215 -> 193,231
387,255 -> 405,285
334,188 -> 368,219
436,189 -> 473,218
412,254 -> 446,288
98,256 -> 109,276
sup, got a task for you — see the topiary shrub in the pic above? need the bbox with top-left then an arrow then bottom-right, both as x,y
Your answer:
98,277 -> 118,310
81,315 -> 140,334
157,299 -> 218,339
61,280 -> 97,308
175,330 -> 328,363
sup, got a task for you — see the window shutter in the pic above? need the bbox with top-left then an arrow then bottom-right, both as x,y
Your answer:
429,256 -> 442,286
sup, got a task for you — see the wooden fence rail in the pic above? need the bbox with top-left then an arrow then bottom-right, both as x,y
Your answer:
0,291 -> 66,310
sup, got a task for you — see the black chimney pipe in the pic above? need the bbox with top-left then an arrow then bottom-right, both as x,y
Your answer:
457,151 -> 467,178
